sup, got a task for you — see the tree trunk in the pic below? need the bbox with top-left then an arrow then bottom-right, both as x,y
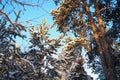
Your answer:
93,0 -> 117,79
83,0 -> 117,80
99,38 -> 117,80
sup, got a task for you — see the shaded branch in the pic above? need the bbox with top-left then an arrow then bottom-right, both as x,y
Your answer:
0,10 -> 26,31
14,10 -> 21,22
20,58 -> 36,73
0,0 -> 8,10
0,10 -> 14,25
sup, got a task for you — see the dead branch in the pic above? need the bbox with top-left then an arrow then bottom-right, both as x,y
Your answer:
13,0 -> 39,7
14,10 -> 21,22
0,10 -> 14,25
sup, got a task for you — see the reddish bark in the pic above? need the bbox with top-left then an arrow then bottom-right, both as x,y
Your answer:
83,0 -> 117,80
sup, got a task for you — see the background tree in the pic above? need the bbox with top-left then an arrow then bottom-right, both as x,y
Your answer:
0,0 -> 52,79
0,0 -> 28,79
58,36 -> 92,80
27,19 -> 63,79
28,20 -> 92,80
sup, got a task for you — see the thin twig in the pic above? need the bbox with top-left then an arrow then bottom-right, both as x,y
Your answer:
0,0 -> 8,10
100,7 -> 111,13
0,10 -> 14,25
15,10 -> 21,22
13,0 -> 39,7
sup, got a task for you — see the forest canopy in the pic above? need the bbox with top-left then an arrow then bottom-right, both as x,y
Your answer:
0,0 -> 120,80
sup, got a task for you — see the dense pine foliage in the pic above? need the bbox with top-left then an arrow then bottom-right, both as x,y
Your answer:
0,0 -> 120,80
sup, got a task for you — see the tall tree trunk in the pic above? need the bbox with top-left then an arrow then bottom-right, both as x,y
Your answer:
99,37 -> 117,80
83,0 -> 117,80
93,0 -> 117,79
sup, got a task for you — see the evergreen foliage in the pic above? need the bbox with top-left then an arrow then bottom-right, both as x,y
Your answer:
0,0 -> 120,80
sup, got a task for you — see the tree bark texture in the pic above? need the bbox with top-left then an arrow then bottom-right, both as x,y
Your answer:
83,0 -> 117,80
